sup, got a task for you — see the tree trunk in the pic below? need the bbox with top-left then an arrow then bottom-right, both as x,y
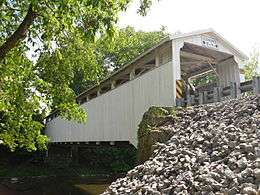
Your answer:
0,4 -> 37,61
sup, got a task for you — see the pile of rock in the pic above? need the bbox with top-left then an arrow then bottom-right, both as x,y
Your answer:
103,96 -> 260,194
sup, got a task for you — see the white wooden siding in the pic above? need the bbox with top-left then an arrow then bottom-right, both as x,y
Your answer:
216,58 -> 241,87
45,61 -> 174,147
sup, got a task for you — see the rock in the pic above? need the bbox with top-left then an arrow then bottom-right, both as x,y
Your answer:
241,187 -> 257,195
224,168 -> 235,180
10,177 -> 18,183
228,187 -> 239,195
102,96 -> 260,195
237,157 -> 248,170
241,168 -> 254,179
254,168 -> 260,180
255,158 -> 260,168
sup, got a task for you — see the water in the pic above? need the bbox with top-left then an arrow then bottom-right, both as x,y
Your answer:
0,177 -> 110,195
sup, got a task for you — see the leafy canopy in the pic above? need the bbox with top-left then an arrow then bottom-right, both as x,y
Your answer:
0,0 -> 154,151
0,46 -> 48,151
244,48 -> 260,80
68,26 -> 168,95
98,26 -> 168,71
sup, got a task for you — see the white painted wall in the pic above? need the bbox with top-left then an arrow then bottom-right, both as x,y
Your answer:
45,61 -> 174,147
216,58 -> 241,87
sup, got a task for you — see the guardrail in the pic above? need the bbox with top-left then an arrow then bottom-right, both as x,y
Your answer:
176,76 -> 260,106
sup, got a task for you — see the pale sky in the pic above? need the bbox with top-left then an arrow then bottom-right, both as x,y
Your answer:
118,0 -> 260,56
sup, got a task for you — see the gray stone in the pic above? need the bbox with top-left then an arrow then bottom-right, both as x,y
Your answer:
237,157 -> 248,170
241,187 -> 257,195
254,168 -> 260,180
102,96 -> 260,195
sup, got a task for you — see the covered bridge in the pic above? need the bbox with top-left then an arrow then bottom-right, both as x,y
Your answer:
45,29 -> 247,147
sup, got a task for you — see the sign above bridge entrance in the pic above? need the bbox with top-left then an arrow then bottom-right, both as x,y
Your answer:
201,36 -> 218,49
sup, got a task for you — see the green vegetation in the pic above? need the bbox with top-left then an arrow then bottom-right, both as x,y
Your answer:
68,26 -> 168,95
97,26 -> 168,71
0,0 -> 154,151
137,107 -> 176,163
138,107 -> 170,137
244,48 -> 260,80
191,72 -> 218,87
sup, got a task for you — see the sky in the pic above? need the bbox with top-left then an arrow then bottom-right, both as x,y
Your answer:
118,0 -> 260,56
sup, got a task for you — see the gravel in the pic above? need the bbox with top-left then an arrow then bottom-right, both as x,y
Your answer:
103,95 -> 260,195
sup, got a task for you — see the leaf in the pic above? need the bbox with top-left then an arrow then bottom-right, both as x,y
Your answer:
56,50 -> 62,60
0,0 -> 154,152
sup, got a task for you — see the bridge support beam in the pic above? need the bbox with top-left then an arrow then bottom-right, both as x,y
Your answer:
230,82 -> 237,98
198,93 -> 204,105
187,95 -> 195,106
71,145 -> 79,164
253,76 -> 260,95
111,80 -> 116,89
97,88 -> 101,96
213,87 -> 222,102
130,69 -> 135,80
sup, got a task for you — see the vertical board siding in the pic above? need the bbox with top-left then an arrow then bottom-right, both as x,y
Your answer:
216,58 -> 240,87
45,61 -> 174,147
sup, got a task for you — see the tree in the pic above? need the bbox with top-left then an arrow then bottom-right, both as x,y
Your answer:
98,26 -> 168,71
0,46 -> 48,151
0,0 -> 153,151
191,72 -> 218,87
244,48 -> 260,80
0,1 -> 154,61
68,26 -> 168,95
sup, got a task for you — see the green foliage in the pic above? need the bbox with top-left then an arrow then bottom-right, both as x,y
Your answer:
70,70 -> 97,95
69,26 -> 168,95
1,0 -> 131,48
138,106 -> 171,138
0,1 -> 154,151
191,72 -> 218,87
244,48 -> 260,80
36,33 -> 101,121
98,26 -> 168,71
0,47 -> 48,151
137,106 -> 176,163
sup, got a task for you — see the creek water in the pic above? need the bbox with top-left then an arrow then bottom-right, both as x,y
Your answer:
0,177 -> 110,195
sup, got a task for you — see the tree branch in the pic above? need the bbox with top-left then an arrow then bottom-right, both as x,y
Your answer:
0,4 -> 37,61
